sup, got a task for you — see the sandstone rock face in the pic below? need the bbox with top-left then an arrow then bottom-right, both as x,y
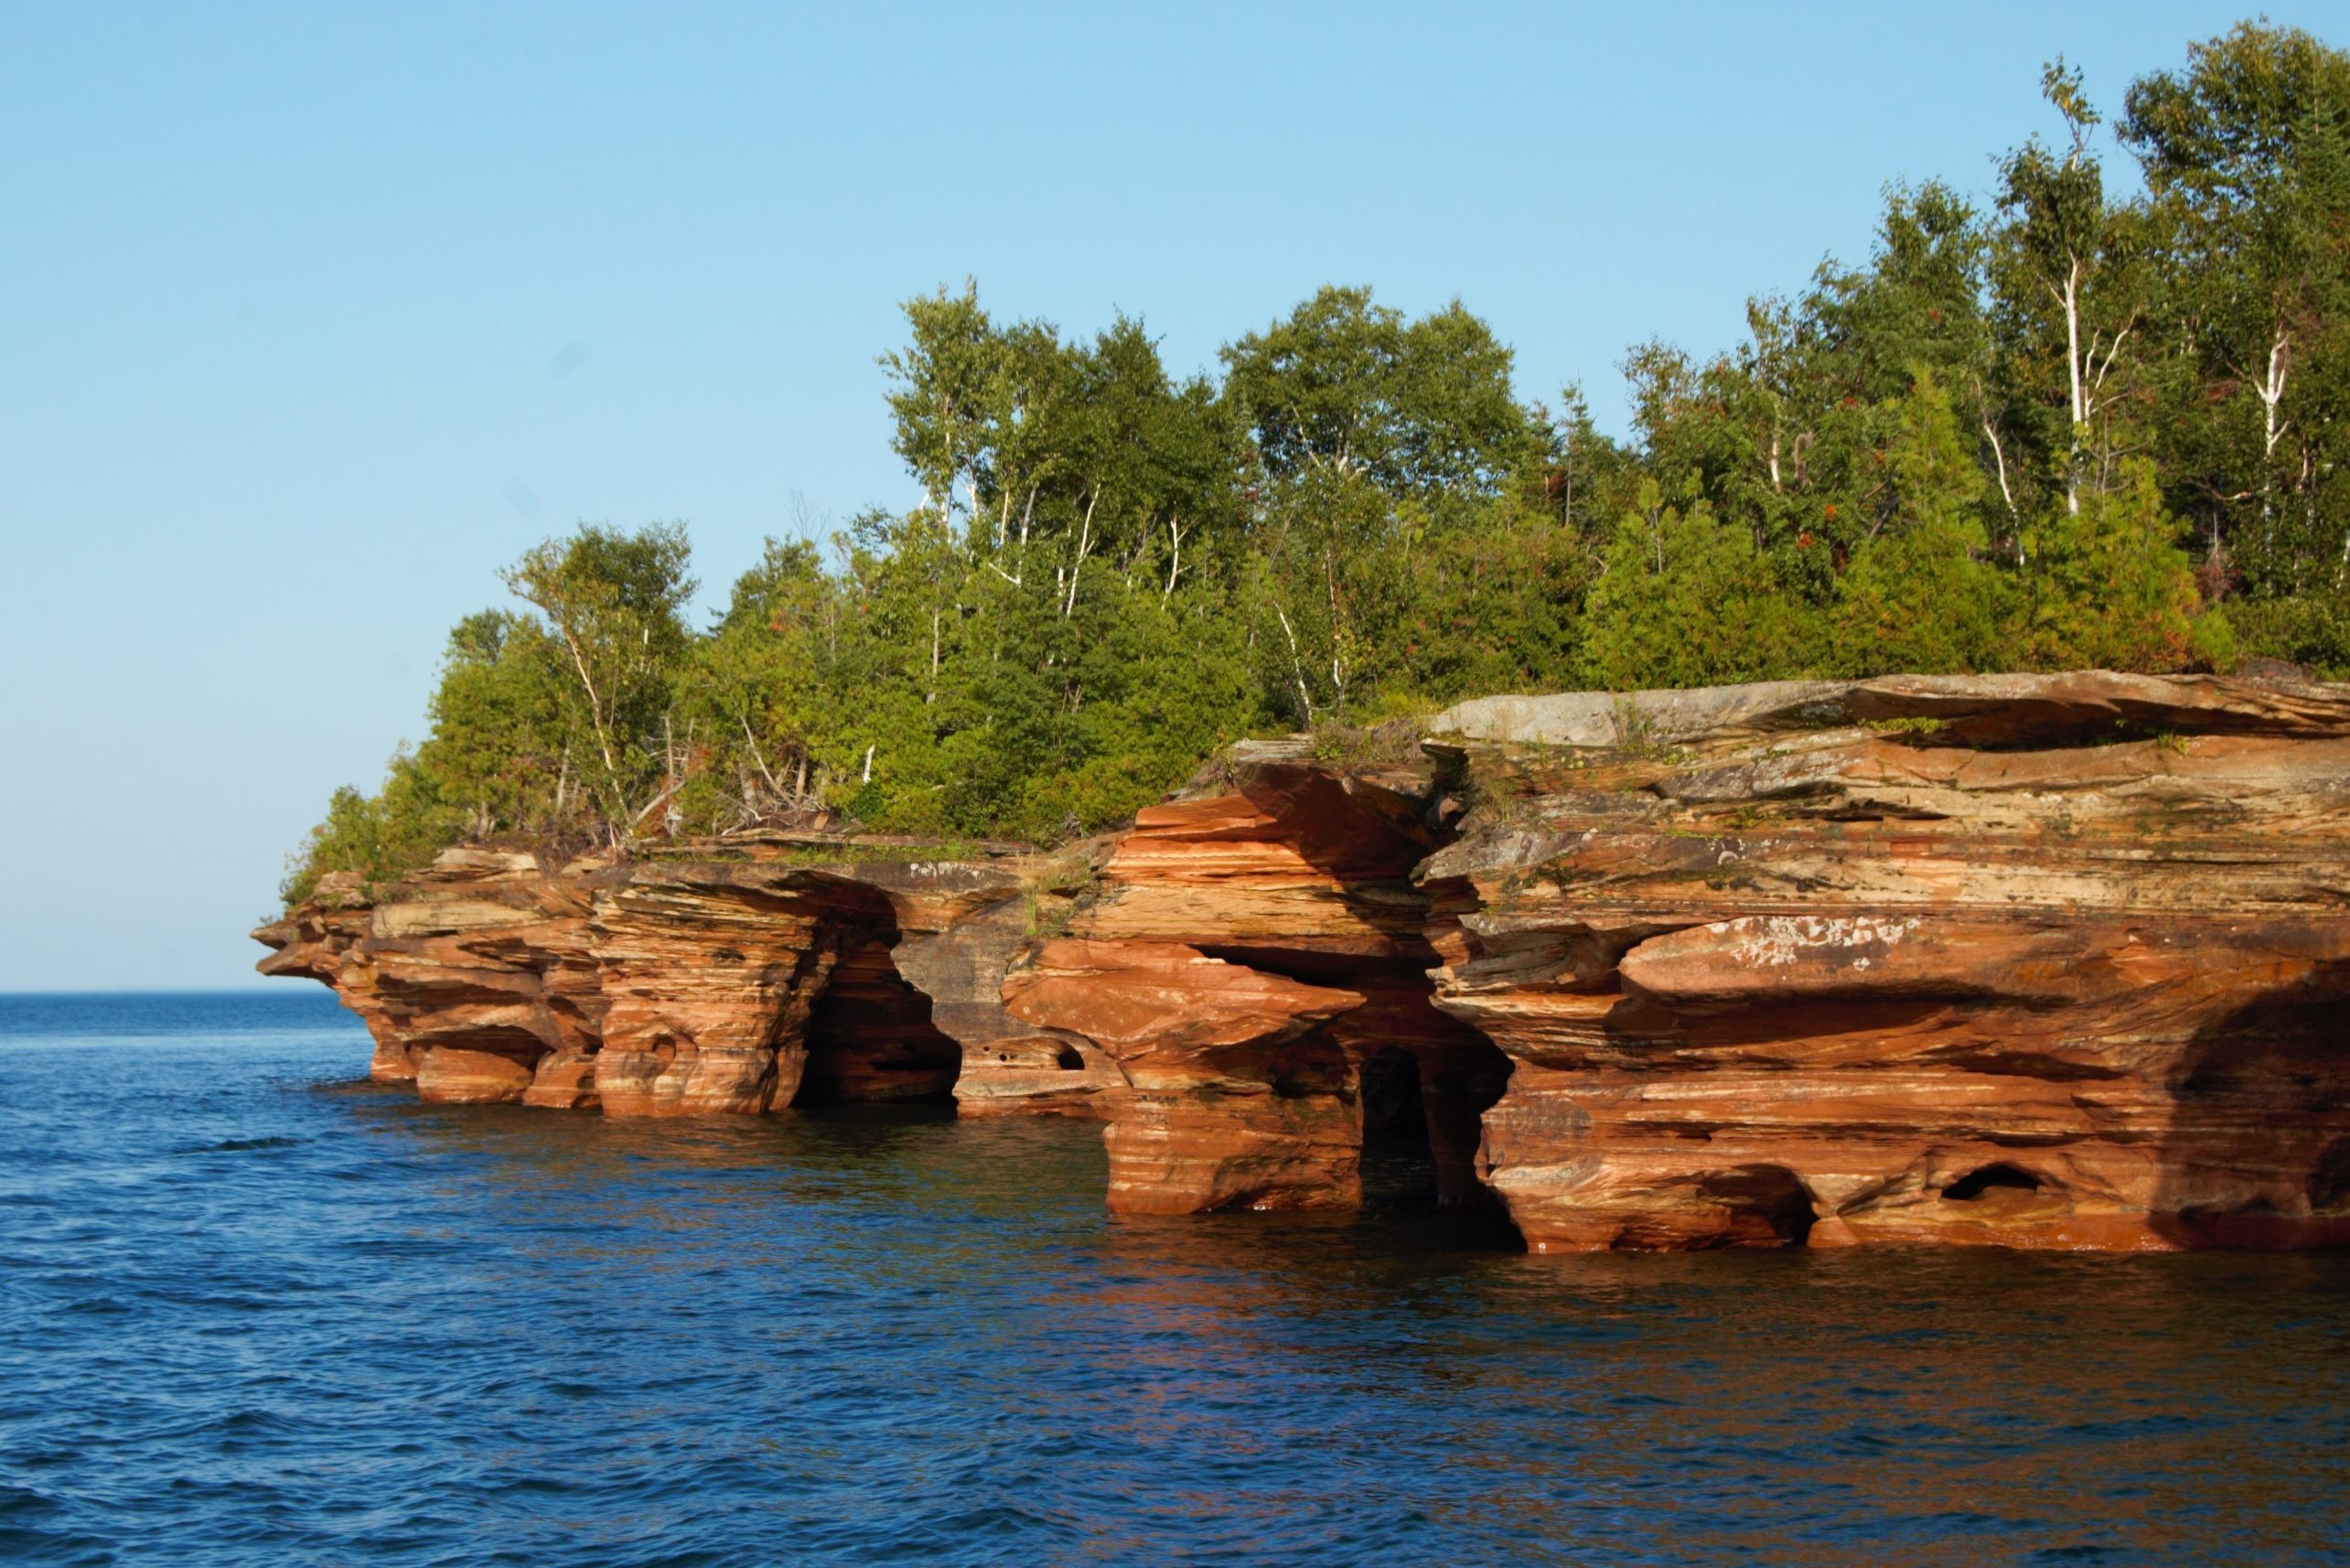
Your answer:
256,872 -> 402,1079
1006,938 -> 1368,1211
1004,763 -> 1513,1214
839,861 -> 1120,1117
585,861 -> 889,1115
1422,671 -> 2350,1251
260,849 -> 608,1105
255,846 -> 1077,1118
259,671 -> 2350,1254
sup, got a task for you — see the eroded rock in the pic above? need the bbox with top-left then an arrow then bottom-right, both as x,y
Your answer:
255,845 -> 1070,1118
1004,764 -> 1513,1214
1423,671 -> 2350,1251
257,671 -> 2350,1255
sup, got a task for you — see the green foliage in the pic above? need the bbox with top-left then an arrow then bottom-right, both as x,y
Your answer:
417,611 -> 571,838
1582,483 -> 1820,689
1222,285 -> 1535,496
2227,590 -> 2350,675
499,521 -> 696,831
2020,459 -> 2204,671
284,22 -> 2350,907
2120,23 -> 2350,602
1830,371 -> 2012,674
278,757 -> 454,907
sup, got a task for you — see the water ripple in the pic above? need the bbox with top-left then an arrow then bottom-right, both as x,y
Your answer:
3,993 -> 2350,1565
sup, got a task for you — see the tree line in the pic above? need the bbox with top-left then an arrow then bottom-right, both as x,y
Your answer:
284,22 -> 2350,903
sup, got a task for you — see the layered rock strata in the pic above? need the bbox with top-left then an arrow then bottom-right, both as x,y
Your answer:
852,860 -> 1120,1117
1004,754 -> 1511,1214
259,671 -> 2350,1254
1422,671 -> 2350,1251
258,847 -> 612,1105
256,844 -> 1116,1118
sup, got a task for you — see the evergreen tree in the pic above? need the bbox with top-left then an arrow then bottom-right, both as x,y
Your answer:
1832,371 -> 2012,675
1582,482 -> 1821,691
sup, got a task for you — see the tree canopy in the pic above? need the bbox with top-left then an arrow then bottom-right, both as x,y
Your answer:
285,21 -> 2350,905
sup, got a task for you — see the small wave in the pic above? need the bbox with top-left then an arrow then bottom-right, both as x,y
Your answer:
5,1007 -> 2350,1567
0,1485 -> 63,1520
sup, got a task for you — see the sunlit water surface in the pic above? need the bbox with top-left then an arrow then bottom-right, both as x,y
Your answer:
4,993 -> 2349,1566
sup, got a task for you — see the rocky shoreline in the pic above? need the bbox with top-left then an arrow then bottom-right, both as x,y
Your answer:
257,671 -> 2350,1252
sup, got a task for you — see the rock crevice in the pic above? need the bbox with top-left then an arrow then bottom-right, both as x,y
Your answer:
1002,759 -> 1514,1216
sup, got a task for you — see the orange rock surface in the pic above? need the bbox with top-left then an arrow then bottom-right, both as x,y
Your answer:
1422,671 -> 2350,1251
255,845 -> 1108,1117
1005,751 -> 1512,1213
846,861 -> 1120,1116
257,848 -> 608,1103
259,671 -> 2350,1254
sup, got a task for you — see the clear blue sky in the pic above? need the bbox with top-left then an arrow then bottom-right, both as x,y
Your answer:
2,2 -> 2326,990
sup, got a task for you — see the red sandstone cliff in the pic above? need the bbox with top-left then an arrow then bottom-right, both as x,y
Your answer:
1421,671 -> 2350,1251
1002,748 -> 1508,1213
259,671 -> 2350,1253
257,847 -> 612,1103
255,842 -> 1117,1118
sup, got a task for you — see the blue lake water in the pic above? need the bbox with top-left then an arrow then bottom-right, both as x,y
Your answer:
4,991 -> 2349,1566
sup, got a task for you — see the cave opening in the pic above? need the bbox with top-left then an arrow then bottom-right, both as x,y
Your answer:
1186,940 -> 1518,1224
1358,1045 -> 1438,1208
2307,1141 -> 2350,1212
1053,1045 -> 1086,1071
1943,1162 -> 2045,1201
1697,1165 -> 1819,1247
793,939 -> 962,1107
2152,964 -> 2350,1244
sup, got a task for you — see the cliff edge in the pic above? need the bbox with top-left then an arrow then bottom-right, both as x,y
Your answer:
261,671 -> 2350,1251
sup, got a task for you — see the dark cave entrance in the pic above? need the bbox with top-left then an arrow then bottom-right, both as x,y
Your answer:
1697,1165 -> 1820,1248
792,939 -> 962,1107
1188,938 -> 1519,1231
2155,964 -> 2350,1245
2308,1141 -> 2350,1213
1943,1162 -> 2046,1202
1358,1045 -> 1438,1208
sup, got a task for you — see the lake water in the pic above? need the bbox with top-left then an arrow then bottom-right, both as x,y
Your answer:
4,992 -> 2349,1566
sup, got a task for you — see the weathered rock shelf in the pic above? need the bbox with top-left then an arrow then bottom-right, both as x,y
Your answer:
258,671 -> 2350,1252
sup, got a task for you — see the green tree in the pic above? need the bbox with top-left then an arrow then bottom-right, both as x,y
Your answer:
291,23 -> 2350,914
1991,60 -> 2152,521
499,522 -> 696,838
2122,23 -> 2350,605
413,610 -> 572,838
1222,285 -> 1533,496
1832,371 -> 2012,674
1581,482 -> 1821,690
278,758 -> 453,906
2020,457 -> 2205,670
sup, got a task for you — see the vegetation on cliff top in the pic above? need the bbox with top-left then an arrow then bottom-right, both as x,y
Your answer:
286,22 -> 2350,905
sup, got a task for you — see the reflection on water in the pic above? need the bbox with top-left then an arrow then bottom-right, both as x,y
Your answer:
4,993 -> 2349,1566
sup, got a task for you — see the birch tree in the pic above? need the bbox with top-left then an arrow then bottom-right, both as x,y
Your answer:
1993,61 -> 2146,518
500,523 -> 695,841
